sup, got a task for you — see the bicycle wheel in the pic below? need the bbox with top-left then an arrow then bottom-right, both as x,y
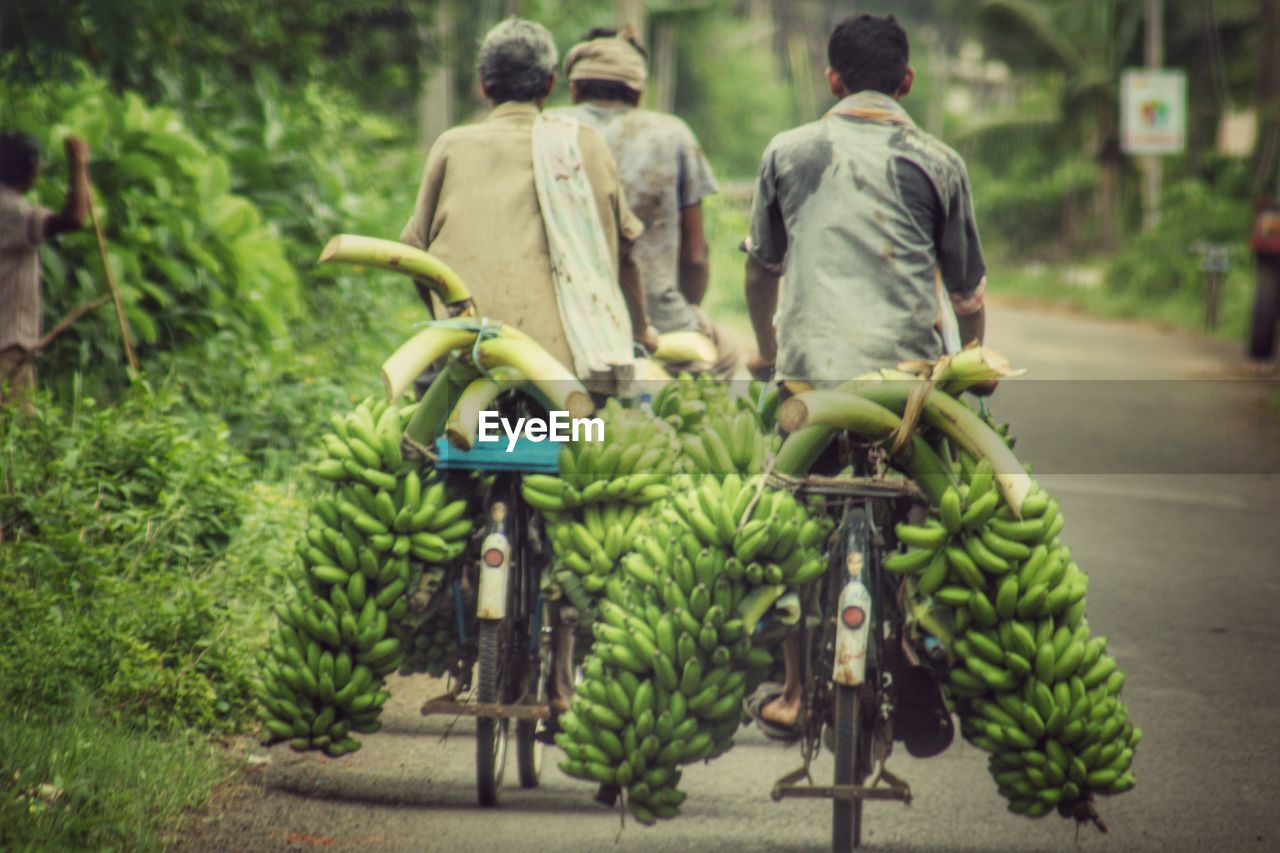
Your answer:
832,684 -> 871,850
475,619 -> 509,806
516,598 -> 550,788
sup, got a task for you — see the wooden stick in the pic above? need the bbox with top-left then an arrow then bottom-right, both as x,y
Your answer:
8,296 -> 111,368
36,296 -> 110,352
87,194 -> 139,372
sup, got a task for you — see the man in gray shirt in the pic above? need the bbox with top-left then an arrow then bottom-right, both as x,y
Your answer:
558,28 -> 735,376
744,14 -> 988,388
743,14 -> 992,735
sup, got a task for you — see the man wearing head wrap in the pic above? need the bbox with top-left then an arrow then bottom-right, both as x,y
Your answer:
401,18 -> 656,387
557,28 -> 734,377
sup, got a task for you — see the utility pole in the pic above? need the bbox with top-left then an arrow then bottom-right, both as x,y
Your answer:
616,0 -> 646,35
1143,0 -> 1164,230
418,2 -> 453,153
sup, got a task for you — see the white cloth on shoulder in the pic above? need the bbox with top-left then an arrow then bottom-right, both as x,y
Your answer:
531,112 -> 634,378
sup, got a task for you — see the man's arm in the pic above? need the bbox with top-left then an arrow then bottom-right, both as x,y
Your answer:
677,203 -> 709,306
744,254 -> 781,377
44,137 -> 89,238
957,302 -> 985,347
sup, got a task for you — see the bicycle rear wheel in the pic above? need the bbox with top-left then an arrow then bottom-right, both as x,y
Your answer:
475,620 -> 509,806
832,684 -> 871,850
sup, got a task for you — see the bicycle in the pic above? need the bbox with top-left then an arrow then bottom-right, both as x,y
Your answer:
767,438 -> 955,850
420,393 -> 560,807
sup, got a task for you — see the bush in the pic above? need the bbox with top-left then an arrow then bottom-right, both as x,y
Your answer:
0,384 -> 301,733
969,155 -> 1100,258
1106,178 -> 1252,298
5,72 -> 299,390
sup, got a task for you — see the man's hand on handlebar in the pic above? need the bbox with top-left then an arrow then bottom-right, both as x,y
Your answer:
747,353 -> 775,382
967,379 -> 999,397
635,325 -> 660,355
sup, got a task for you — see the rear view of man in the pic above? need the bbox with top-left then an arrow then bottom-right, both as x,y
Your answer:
1,133 -> 90,407
559,28 -> 735,376
401,18 -> 655,393
742,14 -> 991,736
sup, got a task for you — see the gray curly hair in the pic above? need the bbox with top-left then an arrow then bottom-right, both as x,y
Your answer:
477,18 -> 559,104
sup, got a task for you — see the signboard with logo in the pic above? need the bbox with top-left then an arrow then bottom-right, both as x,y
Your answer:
1121,69 -> 1187,155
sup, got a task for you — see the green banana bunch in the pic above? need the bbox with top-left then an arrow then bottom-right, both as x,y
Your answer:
886,447 -> 1138,823
555,472 -> 833,825
649,371 -> 735,432
739,379 -> 782,433
532,402 -> 681,601
396,569 -> 474,678
256,396 -> 478,756
678,409 -> 781,477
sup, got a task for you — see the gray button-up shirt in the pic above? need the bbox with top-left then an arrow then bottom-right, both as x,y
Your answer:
748,91 -> 986,386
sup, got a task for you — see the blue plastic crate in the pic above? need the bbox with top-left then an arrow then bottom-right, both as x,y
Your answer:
434,436 -> 562,473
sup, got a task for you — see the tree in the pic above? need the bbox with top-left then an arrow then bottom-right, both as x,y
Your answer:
974,0 -> 1145,247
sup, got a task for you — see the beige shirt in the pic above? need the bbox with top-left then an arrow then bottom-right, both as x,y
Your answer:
0,186 -> 49,351
400,101 -> 643,371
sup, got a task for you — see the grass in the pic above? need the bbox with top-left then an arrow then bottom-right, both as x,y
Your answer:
0,701 -> 234,851
986,259 -> 1257,343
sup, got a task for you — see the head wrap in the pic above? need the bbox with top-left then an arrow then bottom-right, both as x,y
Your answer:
563,31 -> 648,93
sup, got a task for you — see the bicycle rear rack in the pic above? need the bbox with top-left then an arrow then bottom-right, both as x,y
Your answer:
771,764 -> 913,804
420,698 -> 550,721
780,473 -> 924,502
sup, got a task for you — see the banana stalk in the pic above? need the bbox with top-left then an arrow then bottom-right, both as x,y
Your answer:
445,366 -> 527,450
474,337 -> 594,421
896,345 -> 1023,395
843,381 -> 1032,513
318,234 -> 472,305
404,359 -> 479,448
382,326 -> 480,401
774,391 -> 955,504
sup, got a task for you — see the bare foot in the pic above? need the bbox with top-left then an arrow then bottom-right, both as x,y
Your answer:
549,694 -> 572,715
760,693 -> 801,728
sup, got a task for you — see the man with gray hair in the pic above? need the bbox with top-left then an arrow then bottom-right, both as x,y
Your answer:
401,18 -> 655,384
401,17 -> 653,718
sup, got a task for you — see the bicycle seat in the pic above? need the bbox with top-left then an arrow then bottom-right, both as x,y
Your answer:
434,436 -> 562,473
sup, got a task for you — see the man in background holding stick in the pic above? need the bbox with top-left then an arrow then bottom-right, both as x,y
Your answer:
0,133 -> 91,407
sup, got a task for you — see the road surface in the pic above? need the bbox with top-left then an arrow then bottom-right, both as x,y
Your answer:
186,303 -> 1280,851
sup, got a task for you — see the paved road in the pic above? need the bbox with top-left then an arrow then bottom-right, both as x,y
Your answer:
190,304 -> 1280,852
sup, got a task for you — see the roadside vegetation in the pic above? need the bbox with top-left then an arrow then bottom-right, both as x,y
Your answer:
1,0 -> 1275,847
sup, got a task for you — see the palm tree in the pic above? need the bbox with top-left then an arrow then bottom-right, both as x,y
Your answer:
973,0 -> 1145,247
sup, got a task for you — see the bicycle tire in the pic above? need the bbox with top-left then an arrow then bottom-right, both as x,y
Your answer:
516,599 -> 550,788
832,684 -> 870,850
476,619 -> 508,806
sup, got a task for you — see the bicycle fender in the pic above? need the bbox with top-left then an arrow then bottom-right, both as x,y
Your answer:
477,530 -> 510,620
833,578 -> 872,686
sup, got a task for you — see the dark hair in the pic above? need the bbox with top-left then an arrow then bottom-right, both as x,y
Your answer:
827,14 -> 909,96
0,133 -> 41,188
574,79 -> 641,106
582,27 -> 649,60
